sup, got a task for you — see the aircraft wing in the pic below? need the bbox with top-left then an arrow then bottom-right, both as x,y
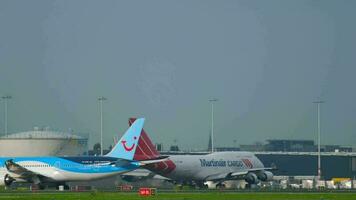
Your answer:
122,169 -> 154,177
205,172 -> 233,181
205,167 -> 276,182
246,167 -> 277,172
230,167 -> 276,176
229,171 -> 249,177
138,156 -> 169,165
5,159 -> 44,184
152,174 -> 171,180
113,156 -> 169,167
121,169 -> 171,182
205,171 -> 249,182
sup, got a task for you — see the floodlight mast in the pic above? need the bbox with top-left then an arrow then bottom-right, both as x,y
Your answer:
2,95 -> 12,136
98,96 -> 107,156
313,100 -> 324,180
209,98 -> 218,153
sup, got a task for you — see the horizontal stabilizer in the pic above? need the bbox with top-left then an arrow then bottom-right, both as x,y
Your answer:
138,156 -> 169,166
112,156 -> 169,167
122,169 -> 154,177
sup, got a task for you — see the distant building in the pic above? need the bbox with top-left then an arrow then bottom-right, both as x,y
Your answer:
265,139 -> 316,152
321,145 -> 352,153
155,143 -> 163,151
215,147 -> 240,151
240,143 -> 265,152
256,152 -> 356,180
262,139 -> 353,153
169,145 -> 180,152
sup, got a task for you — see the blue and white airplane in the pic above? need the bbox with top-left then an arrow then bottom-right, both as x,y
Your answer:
0,118 -> 166,189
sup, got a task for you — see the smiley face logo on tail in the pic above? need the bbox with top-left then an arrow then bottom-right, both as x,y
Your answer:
121,136 -> 137,151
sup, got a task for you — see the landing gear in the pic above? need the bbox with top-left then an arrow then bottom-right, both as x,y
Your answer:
196,181 -> 208,189
245,183 -> 258,189
216,183 -> 226,189
188,181 -> 208,189
174,181 -> 204,190
56,183 -> 70,190
245,183 -> 252,189
38,184 -> 46,190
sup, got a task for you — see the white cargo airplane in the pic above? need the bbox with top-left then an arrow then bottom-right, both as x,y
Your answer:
0,118 -> 167,189
122,118 -> 275,188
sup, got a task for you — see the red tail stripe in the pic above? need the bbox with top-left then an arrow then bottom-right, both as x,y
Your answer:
129,118 -> 176,174
135,133 -> 157,160
129,118 -> 160,161
141,133 -> 159,157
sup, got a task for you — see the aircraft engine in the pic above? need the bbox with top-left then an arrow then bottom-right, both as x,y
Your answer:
258,171 -> 274,182
3,174 -> 14,186
120,175 -> 145,182
244,173 -> 258,184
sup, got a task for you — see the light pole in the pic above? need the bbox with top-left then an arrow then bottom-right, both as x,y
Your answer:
98,96 -> 107,156
2,95 -> 12,136
313,100 -> 324,180
209,98 -> 218,153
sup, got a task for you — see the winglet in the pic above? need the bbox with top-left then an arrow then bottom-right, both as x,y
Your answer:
105,118 -> 145,160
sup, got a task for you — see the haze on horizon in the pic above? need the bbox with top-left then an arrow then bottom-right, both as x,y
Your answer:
0,0 -> 356,150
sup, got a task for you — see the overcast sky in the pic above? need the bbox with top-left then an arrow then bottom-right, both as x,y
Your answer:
0,0 -> 356,150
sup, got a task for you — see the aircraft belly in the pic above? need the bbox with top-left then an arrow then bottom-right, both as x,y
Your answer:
51,168 -> 127,181
170,162 -> 203,181
200,167 -> 226,180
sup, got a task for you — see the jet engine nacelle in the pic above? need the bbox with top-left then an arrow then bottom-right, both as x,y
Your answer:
258,171 -> 274,182
244,173 -> 258,184
2,174 -> 14,186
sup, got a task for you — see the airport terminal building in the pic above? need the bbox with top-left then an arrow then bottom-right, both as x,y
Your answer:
221,139 -> 356,180
256,152 -> 356,180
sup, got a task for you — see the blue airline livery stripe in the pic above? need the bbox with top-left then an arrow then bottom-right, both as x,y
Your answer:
0,157 -> 139,174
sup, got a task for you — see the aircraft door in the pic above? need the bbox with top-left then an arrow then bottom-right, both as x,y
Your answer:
54,161 -> 61,169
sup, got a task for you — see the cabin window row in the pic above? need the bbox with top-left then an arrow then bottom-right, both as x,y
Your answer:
20,164 -> 51,168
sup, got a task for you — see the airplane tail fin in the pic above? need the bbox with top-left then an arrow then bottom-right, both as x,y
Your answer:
105,118 -> 145,160
129,118 -> 176,174
128,118 -> 161,160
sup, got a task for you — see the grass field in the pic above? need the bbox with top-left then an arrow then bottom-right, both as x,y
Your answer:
1,192 -> 356,200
